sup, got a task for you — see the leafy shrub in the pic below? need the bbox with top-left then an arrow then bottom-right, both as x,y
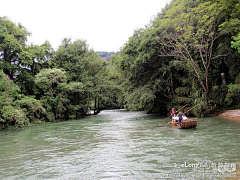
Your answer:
225,84 -> 240,108
1,105 -> 29,127
14,96 -> 46,123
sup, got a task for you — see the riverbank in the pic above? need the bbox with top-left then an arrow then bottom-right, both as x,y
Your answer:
217,109 -> 240,121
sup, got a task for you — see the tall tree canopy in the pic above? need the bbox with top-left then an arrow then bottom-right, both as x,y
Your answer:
113,0 -> 240,116
0,17 -> 31,79
0,17 -> 54,95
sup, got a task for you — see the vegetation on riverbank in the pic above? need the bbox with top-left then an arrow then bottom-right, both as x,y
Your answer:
111,0 -> 240,116
0,17 -> 121,129
0,0 -> 240,129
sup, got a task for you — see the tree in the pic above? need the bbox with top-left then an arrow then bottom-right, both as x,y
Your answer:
17,41 -> 54,95
112,28 -> 176,113
35,68 -> 68,120
0,70 -> 32,128
35,68 -> 86,120
53,38 -> 120,115
0,17 -> 54,95
112,0 -> 240,116
155,0 -> 240,103
0,17 -> 31,79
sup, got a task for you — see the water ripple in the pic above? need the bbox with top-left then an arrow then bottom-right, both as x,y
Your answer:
0,110 -> 239,179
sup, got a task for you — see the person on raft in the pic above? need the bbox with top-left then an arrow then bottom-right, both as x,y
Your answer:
172,114 -> 179,124
177,111 -> 183,126
170,108 -> 176,120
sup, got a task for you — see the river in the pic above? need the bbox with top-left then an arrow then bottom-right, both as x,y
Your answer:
0,110 -> 239,179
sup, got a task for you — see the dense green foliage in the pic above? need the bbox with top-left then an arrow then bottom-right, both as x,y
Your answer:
0,0 -> 240,129
0,70 -> 45,128
112,0 -> 240,116
0,18 -> 120,129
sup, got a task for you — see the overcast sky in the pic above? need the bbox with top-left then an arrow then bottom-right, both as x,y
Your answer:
1,0 -> 170,52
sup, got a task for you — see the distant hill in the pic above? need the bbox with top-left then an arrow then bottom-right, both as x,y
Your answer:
96,51 -> 116,61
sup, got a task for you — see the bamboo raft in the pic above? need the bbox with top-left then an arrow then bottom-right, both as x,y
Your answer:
167,118 -> 197,129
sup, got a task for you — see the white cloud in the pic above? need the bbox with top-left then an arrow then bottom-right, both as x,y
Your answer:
1,0 -> 170,52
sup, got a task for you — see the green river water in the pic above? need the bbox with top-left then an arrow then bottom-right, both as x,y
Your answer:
0,110 -> 239,180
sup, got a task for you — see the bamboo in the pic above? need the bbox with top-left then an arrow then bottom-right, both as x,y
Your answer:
184,104 -> 199,114
159,104 -> 188,125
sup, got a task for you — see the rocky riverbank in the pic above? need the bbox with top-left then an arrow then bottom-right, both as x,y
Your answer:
217,109 -> 240,121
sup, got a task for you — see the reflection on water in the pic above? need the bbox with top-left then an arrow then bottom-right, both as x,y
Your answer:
0,110 -> 239,179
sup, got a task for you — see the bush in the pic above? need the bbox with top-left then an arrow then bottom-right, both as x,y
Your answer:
14,96 -> 46,123
225,84 -> 240,108
1,105 -> 29,127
